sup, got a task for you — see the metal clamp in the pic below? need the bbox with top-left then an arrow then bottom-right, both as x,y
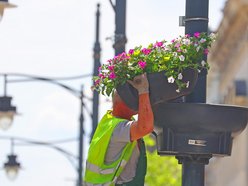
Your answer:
179,16 -> 209,27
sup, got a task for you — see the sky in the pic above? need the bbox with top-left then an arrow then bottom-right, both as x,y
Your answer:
0,0 -> 226,185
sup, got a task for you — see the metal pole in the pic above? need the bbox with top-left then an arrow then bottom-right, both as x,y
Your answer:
179,1 -> 210,186
176,155 -> 211,186
184,0 -> 209,103
78,87 -> 84,186
91,3 -> 101,140
113,0 -> 127,55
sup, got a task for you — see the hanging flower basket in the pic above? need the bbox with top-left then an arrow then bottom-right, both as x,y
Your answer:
116,68 -> 197,110
92,32 -> 216,107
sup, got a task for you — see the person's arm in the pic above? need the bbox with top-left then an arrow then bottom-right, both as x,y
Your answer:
128,74 -> 154,141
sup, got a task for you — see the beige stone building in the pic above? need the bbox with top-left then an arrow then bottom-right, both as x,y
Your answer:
206,0 -> 248,185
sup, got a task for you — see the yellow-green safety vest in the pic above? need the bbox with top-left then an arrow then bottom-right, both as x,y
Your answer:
84,110 -> 137,186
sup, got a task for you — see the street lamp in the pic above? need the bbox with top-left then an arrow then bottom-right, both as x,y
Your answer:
0,0 -> 17,22
1,136 -> 79,182
0,73 -> 92,186
0,96 -> 17,130
4,154 -> 21,180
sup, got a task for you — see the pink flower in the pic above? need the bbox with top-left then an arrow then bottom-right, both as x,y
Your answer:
108,65 -> 115,71
141,48 -> 151,55
109,72 -> 116,79
138,61 -> 147,69
94,79 -> 100,85
171,39 -> 175,43
204,49 -> 209,55
194,32 -> 200,38
98,66 -> 102,72
99,73 -> 105,79
185,34 -> 191,38
154,41 -> 163,47
107,59 -> 112,64
128,49 -> 134,55
175,43 -> 181,48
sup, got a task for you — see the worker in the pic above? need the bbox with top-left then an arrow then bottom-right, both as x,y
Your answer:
84,73 -> 154,186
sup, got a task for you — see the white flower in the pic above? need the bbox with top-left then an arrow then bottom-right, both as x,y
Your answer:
176,89 -> 180,93
201,60 -> 206,66
178,73 -> 183,80
183,49 -> 187,53
168,76 -> 175,83
200,38 -> 206,43
186,81 -> 190,88
209,33 -> 216,40
196,46 -> 201,52
183,38 -> 191,45
173,52 -> 178,57
179,55 -> 185,61
198,69 -> 201,73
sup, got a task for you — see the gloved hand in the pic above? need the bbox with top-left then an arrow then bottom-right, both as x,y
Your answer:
127,73 -> 149,95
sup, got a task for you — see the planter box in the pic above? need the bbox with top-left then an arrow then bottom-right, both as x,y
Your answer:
117,68 -> 198,111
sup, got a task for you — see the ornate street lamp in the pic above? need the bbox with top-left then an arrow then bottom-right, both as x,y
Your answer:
0,0 -> 17,22
4,154 -> 21,181
0,75 -> 17,130
0,96 -> 17,130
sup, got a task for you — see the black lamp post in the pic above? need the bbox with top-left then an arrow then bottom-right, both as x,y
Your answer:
0,73 -> 92,186
91,3 -> 101,140
0,0 -> 17,22
109,0 -> 127,56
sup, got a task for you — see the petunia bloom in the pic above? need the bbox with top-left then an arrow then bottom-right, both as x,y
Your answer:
109,72 -> 116,79
128,49 -> 134,55
204,49 -> 209,55
108,65 -> 115,71
138,61 -> 147,69
179,55 -> 185,61
194,32 -> 200,38
178,73 -> 183,80
168,76 -> 175,83
141,48 -> 151,55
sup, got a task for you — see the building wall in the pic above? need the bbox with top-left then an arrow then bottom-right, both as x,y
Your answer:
206,0 -> 248,185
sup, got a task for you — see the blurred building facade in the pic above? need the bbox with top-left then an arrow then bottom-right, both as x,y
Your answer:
206,0 -> 248,185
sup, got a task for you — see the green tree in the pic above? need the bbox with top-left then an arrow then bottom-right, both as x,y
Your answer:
144,135 -> 182,186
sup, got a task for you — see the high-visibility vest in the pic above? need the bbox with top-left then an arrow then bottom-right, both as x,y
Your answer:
84,110 -> 137,186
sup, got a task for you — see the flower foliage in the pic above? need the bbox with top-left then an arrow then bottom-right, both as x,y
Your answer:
93,32 -> 216,96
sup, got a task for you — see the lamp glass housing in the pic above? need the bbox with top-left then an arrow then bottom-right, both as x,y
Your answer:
0,111 -> 15,130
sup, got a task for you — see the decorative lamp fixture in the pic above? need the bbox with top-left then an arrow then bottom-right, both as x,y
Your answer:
4,154 -> 21,181
0,96 -> 17,130
0,0 -> 17,22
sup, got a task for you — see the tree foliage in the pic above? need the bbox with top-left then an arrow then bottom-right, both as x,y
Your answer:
144,135 -> 182,186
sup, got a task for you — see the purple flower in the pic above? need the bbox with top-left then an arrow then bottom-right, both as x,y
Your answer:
141,48 -> 151,55
138,61 -> 147,69
194,32 -> 200,38
204,49 -> 209,55
128,49 -> 134,55
98,66 -> 102,72
109,72 -> 116,79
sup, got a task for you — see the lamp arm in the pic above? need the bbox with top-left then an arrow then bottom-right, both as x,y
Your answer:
0,136 -> 79,172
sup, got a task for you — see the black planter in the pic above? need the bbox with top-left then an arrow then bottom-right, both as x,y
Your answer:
116,68 -> 198,111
